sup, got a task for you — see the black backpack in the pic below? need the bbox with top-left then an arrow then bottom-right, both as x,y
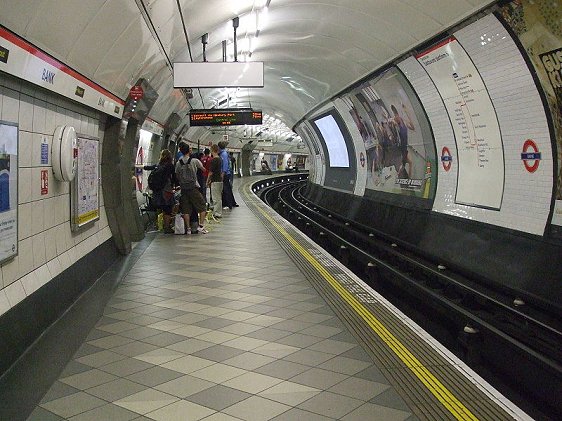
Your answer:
148,165 -> 168,191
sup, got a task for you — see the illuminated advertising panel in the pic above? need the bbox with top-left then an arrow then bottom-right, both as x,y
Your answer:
342,68 -> 436,199
313,114 -> 350,168
310,109 -> 355,192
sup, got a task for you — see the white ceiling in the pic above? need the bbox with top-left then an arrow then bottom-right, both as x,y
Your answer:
0,0 -> 493,151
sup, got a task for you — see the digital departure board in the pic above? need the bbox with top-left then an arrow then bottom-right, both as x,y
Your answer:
190,109 -> 263,126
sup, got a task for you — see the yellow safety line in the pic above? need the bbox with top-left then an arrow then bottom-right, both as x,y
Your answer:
256,205 -> 480,421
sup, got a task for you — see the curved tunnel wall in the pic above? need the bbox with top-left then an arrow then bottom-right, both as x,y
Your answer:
297,9 -> 562,313
298,11 -> 557,236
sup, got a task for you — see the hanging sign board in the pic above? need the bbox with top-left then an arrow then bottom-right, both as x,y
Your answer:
174,62 -> 264,88
129,85 -> 144,101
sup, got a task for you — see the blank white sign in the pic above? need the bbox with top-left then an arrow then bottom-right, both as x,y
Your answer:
173,62 -> 264,88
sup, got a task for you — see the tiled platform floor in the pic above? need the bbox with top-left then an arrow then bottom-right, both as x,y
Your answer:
26,190 -> 417,421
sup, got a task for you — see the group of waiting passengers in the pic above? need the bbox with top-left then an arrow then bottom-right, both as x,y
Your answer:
147,140 -> 238,235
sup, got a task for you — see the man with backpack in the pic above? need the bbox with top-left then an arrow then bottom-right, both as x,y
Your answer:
175,142 -> 208,234
146,149 -> 175,233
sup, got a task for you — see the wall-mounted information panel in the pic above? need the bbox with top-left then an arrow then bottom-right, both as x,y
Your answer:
190,110 -> 263,126
0,121 -> 18,264
417,37 -> 504,210
71,136 -> 100,231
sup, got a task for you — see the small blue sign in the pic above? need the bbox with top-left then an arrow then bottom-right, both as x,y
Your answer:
41,142 -> 49,165
521,152 -> 541,160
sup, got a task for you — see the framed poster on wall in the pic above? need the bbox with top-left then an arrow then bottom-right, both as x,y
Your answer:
71,135 -> 100,231
0,121 -> 18,264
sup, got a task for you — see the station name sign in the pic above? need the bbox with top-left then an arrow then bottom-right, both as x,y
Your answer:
190,109 -> 263,126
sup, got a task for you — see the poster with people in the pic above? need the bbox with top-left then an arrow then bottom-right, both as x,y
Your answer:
342,67 -> 436,198
0,122 -> 18,263
499,0 -> 562,225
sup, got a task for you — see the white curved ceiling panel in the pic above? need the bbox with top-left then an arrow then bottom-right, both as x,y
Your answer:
65,0 -> 140,79
92,16 -> 150,91
0,0 -> 494,148
6,0 -> 107,60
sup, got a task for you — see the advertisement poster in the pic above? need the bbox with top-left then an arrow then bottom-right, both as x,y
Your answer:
0,122 -> 18,263
342,67 -> 436,198
417,37 -> 505,209
499,0 -> 562,225
72,137 -> 99,230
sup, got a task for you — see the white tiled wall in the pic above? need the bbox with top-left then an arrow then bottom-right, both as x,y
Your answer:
400,14 -> 553,236
0,74 -> 112,317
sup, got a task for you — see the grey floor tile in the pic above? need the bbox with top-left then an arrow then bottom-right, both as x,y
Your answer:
145,399 -> 215,421
339,346 -> 374,362
318,356 -> 372,376
87,334 -> 135,350
40,392 -> 106,419
114,389 -> 178,415
67,403 -> 140,421
194,317 -> 237,330
86,378 -> 148,402
255,359 -> 310,380
223,396 -> 291,421
60,361 -> 92,377
40,381 -> 81,404
59,369 -> 118,390
154,375 -> 216,398
270,407 -> 333,421
120,326 -> 163,340
246,327 -> 291,342
276,333 -> 323,348
308,338 -> 357,355
25,406 -> 64,421
192,344 -> 246,362
99,357 -> 155,377
167,338 -> 215,354
222,352 -> 276,370
84,329 -> 112,342
298,391 -> 364,419
299,325 -> 342,339
186,385 -> 252,411
283,349 -> 335,367
125,365 -> 185,387
355,365 -> 392,385
341,402 -> 412,421
148,308 -> 187,318
76,350 -> 127,368
369,387 -> 413,412
328,377 -> 389,401
140,331 -> 187,347
111,341 -> 160,357
73,343 -> 105,359
290,368 -> 348,390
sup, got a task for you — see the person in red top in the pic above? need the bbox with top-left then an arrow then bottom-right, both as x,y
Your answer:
200,147 -> 212,204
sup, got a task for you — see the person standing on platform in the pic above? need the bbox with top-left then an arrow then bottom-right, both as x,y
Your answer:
175,142 -> 208,234
200,148 -> 212,202
206,144 -> 223,218
229,151 -> 237,186
218,141 -> 239,209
